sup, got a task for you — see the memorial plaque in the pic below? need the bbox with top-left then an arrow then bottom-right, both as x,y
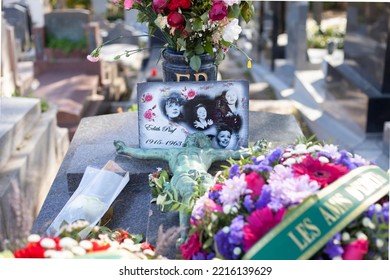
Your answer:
137,81 -> 249,150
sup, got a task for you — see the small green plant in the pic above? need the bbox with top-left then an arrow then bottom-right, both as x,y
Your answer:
46,35 -> 87,54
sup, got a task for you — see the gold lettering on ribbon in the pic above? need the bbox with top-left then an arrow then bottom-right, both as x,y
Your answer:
319,193 -> 353,226
287,217 -> 321,251
345,173 -> 387,201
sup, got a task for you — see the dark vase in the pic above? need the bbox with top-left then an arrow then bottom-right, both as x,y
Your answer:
162,48 -> 218,82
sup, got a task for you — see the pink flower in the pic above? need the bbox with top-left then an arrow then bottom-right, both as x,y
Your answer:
87,54 -> 99,62
142,93 -> 153,102
180,233 -> 202,260
292,156 -> 349,188
342,239 -> 369,260
152,0 -> 168,13
187,89 -> 196,100
210,183 -> 224,192
123,0 -> 134,10
209,2 -> 228,21
245,172 -> 265,199
242,207 -> 286,251
143,109 -> 155,121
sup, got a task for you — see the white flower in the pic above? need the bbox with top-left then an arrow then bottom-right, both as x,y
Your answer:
79,240 -> 93,250
341,232 -> 350,242
155,14 -> 168,29
223,0 -> 240,6
222,19 -> 242,43
27,234 -> 41,243
219,174 -> 249,207
40,238 -> 56,249
71,246 -> 86,256
318,156 -> 330,164
376,239 -> 384,248
59,237 -> 78,249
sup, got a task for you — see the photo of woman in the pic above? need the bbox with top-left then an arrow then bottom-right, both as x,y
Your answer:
215,88 -> 242,132
160,92 -> 185,122
193,103 -> 214,130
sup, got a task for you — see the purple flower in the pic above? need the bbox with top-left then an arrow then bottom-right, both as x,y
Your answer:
335,150 -> 357,170
214,229 -> 234,259
324,233 -> 344,259
255,186 -> 271,209
192,251 -> 207,260
229,164 -> 240,178
214,217 -> 245,259
208,191 -> 220,202
244,195 -> 254,212
228,216 -> 244,245
267,147 -> 283,163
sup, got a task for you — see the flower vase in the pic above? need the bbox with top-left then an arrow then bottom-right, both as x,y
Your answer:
162,48 -> 218,82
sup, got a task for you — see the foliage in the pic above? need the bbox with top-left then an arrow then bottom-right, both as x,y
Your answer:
46,35 -> 87,54
88,0 -> 255,71
307,22 -> 345,49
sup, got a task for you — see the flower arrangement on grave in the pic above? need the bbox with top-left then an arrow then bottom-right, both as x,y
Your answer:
0,220 -> 164,259
88,0 -> 254,71
174,137 -> 389,260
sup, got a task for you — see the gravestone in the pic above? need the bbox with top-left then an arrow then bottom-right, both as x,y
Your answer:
32,111 -> 303,258
3,3 -> 32,52
326,2 -> 390,133
44,9 -> 89,44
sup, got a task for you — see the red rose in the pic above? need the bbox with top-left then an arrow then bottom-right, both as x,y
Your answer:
167,0 -> 191,11
209,2 -> 228,21
342,239 -> 369,260
167,11 -> 185,30
245,172 -> 265,199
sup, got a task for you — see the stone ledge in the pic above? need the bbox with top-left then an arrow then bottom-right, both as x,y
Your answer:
0,97 -> 41,170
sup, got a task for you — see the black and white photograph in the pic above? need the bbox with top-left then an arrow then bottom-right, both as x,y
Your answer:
137,81 -> 249,149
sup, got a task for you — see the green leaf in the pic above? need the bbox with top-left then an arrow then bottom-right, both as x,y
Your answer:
202,237 -> 214,249
190,55 -> 201,71
194,44 -> 204,55
240,1 -> 254,23
204,41 -> 213,55
193,18 -> 203,31
228,3 -> 240,18
156,193 -> 167,205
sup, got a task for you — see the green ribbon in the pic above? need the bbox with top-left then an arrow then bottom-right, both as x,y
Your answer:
243,165 -> 389,260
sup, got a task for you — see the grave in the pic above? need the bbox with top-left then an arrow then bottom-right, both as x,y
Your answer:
325,2 -> 390,133
32,111 -> 303,258
0,97 -> 69,242
31,9 -> 105,140
2,3 -> 32,53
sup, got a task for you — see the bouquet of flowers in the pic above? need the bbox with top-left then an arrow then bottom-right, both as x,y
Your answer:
0,220 -> 162,259
89,0 -> 254,70
180,139 -> 389,260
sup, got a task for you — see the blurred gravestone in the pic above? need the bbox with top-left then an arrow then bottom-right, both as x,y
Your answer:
3,3 -> 32,52
44,9 -> 89,43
